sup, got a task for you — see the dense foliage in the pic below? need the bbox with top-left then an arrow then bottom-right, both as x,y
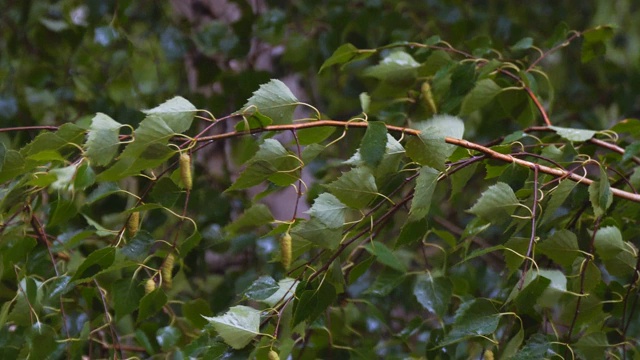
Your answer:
2,1 -> 640,359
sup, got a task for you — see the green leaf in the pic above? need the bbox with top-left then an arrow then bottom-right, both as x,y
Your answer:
325,166 -> 378,209
113,278 -> 144,320
240,79 -> 298,125
72,247 -> 116,281
394,219 -> 429,249
540,180 -> 577,226
156,326 -> 181,351
441,299 -> 500,346
141,96 -> 197,133
588,165 -> 612,217
574,332 -> 608,360
225,204 -> 273,234
549,125 -> 596,142
226,139 -> 297,191
512,334 -> 552,359
138,288 -> 167,322
360,121 -> 388,167
413,274 -> 452,318
363,51 -> 420,83
593,225 -> 626,260
235,110 -> 273,131
537,230 -> 580,268
292,281 -> 336,327
297,126 -> 335,145
182,299 -> 213,328
203,305 -> 261,349
244,276 -> 279,301
408,166 -> 439,221
261,278 -> 298,306
468,182 -> 520,223
460,78 -> 502,115
85,113 -> 122,166
319,43 -> 375,73
291,217 -> 341,250
406,115 -> 465,170
511,37 -> 534,51
26,323 -> 58,360
120,231 -> 155,262
364,241 -> 407,272
21,123 -> 85,159
581,25 -> 614,63
306,193 -> 347,229
97,115 -> 179,181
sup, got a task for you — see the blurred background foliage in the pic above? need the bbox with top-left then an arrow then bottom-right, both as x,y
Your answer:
2,0 -> 639,132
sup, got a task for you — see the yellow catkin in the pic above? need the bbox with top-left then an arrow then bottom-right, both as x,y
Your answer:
280,233 -> 292,270
144,278 -> 156,294
483,350 -> 494,360
126,212 -> 140,238
267,350 -> 280,360
162,253 -> 175,289
179,152 -> 193,190
421,81 -> 438,114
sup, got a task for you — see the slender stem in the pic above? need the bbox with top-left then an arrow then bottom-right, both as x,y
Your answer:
519,165 -> 539,290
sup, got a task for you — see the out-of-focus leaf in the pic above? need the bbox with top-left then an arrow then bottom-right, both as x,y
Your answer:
319,43 -> 375,73
138,288 -> 167,322
364,241 -> 407,272
225,204 -> 273,234
460,78 -> 502,115
581,25 -> 614,63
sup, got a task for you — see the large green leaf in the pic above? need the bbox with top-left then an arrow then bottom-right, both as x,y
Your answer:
243,276 -> 279,301
406,115 -> 465,170
537,230 -> 580,268
204,305 -> 261,349
240,79 -> 298,125
71,247 -> 116,281
325,166 -> 378,209
408,166 -> 439,221
593,225 -> 626,260
141,96 -> 197,133
413,274 -> 452,318
460,78 -> 502,115
86,113 -> 122,166
305,193 -> 347,229
291,217 -> 341,250
137,288 -> 167,322
468,182 -> 520,223
574,332 -> 609,360
292,281 -> 336,327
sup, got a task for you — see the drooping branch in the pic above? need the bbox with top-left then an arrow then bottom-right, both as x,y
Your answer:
196,120 -> 640,203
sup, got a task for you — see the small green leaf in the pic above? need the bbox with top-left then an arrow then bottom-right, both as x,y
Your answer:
226,139 -> 298,191
581,25 -> 614,63
244,276 -> 279,301
406,115 -> 465,170
292,282 -> 336,327
235,110 -> 273,131
408,166 -> 439,221
363,51 -> 420,83
262,278 -> 298,306
182,299 -> 213,328
113,278 -> 144,320
364,241 -> 407,272
325,166 -> 378,209
541,180 -> 577,225
588,165 -> 612,217
203,305 -> 261,349
319,43 -> 375,73
120,231 -> 155,262
441,299 -> 500,346
460,78 -> 502,115
86,113 -> 122,166
306,193 -> 347,229
549,125 -> 596,142
297,126 -> 335,145
394,219 -> 429,249
511,37 -> 534,51
72,247 -> 116,281
512,334 -> 552,360
360,121 -> 388,167
240,79 -> 298,125
156,326 -> 181,351
413,274 -> 452,318
468,182 -> 519,224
